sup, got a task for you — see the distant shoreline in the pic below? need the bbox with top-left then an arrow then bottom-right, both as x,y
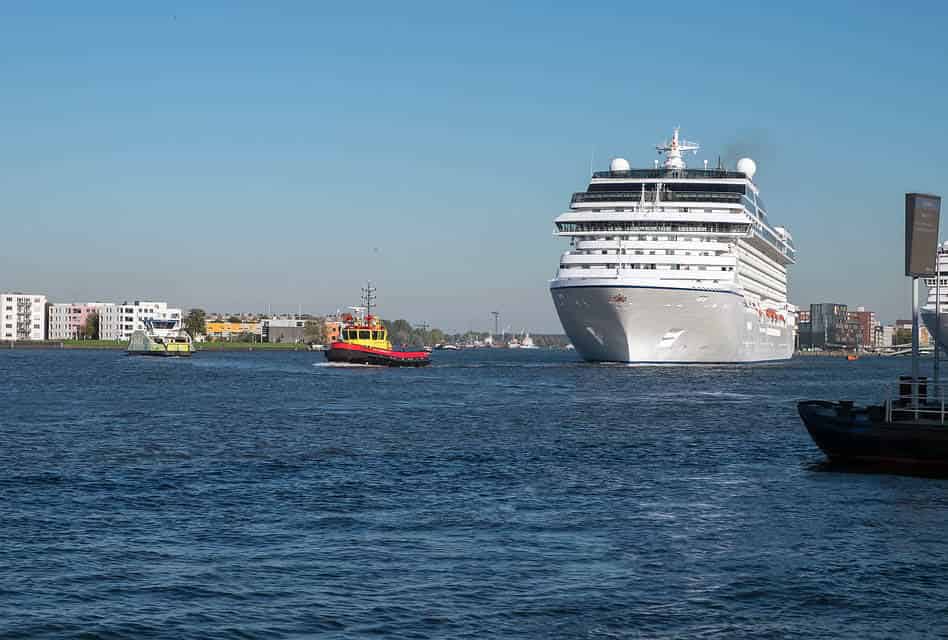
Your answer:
0,340 -> 310,352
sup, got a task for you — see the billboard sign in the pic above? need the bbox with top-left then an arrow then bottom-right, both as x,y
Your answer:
905,193 -> 942,277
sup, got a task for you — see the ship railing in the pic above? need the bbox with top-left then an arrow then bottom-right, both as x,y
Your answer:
571,191 -> 745,205
884,378 -> 948,424
591,168 -> 746,180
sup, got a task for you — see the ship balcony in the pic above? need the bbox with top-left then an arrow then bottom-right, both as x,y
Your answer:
555,266 -> 738,283
570,191 -> 748,207
561,254 -> 736,268
574,239 -> 734,252
590,168 -> 748,180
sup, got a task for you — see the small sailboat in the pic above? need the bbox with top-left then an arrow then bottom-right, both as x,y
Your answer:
520,332 -> 539,349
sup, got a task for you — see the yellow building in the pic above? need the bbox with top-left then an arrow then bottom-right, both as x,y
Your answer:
205,321 -> 262,340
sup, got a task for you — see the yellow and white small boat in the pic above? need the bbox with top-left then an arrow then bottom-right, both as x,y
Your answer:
127,318 -> 194,357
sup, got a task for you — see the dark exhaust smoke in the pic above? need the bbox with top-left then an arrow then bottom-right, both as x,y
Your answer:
722,129 -> 774,170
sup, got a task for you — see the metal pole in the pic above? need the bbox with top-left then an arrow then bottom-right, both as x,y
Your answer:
913,277 -> 920,408
936,267 -> 941,392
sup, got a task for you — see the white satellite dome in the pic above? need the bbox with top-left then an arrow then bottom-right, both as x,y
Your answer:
736,157 -> 757,179
609,157 -> 631,172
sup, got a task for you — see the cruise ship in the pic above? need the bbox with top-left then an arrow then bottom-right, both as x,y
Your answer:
550,128 -> 796,363
922,242 -> 948,352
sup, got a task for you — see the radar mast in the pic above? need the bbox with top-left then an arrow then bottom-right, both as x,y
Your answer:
361,281 -> 377,320
656,127 -> 699,170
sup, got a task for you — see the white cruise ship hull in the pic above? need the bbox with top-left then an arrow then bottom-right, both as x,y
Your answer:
921,309 -> 948,353
551,282 -> 793,363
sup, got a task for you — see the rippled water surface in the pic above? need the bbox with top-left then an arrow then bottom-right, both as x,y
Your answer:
3,349 -> 948,639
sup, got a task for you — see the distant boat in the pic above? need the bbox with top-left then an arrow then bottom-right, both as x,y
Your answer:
127,318 -> 193,357
520,333 -> 539,349
441,344 -> 459,351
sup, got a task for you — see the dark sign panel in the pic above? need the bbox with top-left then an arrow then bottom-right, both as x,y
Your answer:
905,193 -> 942,277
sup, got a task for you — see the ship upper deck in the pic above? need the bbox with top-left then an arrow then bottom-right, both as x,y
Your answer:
592,168 -> 749,181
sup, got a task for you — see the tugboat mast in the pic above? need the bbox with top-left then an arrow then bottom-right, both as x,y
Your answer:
362,281 -> 377,321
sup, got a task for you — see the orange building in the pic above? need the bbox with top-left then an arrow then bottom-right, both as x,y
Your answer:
324,320 -> 342,343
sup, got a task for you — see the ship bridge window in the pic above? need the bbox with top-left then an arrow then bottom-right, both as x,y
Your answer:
358,330 -> 370,340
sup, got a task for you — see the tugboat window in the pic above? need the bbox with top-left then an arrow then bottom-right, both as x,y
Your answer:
359,330 -> 370,340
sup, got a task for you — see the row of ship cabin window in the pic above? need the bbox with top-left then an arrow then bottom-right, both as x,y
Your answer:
343,330 -> 386,341
562,265 -> 735,271
570,235 -> 728,242
589,250 -> 724,256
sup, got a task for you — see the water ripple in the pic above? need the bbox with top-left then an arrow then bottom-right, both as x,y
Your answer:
1,350 -> 947,638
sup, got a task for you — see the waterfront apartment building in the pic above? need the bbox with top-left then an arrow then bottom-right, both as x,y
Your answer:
799,303 -> 862,350
893,319 -> 931,347
205,321 -> 262,340
796,309 -> 811,351
117,301 -> 182,341
47,303 -> 121,340
847,307 -> 880,348
883,324 -> 896,347
0,293 -> 47,341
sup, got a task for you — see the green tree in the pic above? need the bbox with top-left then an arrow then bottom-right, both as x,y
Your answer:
227,315 -> 242,323
304,318 -> 327,344
81,312 -> 100,340
385,318 -> 414,346
184,308 -> 207,338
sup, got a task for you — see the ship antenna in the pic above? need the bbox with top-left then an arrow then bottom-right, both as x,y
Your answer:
655,126 -> 699,170
361,281 -> 377,323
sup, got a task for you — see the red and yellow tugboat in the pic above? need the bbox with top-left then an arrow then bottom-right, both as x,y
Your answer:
325,284 -> 430,367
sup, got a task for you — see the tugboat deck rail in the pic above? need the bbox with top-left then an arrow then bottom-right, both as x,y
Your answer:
885,382 -> 948,424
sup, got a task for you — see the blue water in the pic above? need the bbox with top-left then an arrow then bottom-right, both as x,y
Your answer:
2,349 -> 948,639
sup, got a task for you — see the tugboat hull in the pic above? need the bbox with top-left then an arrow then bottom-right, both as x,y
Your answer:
325,342 -> 430,367
798,400 -> 948,468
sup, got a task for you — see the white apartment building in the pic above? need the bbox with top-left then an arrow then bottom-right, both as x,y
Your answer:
117,301 -> 182,340
97,304 -> 121,340
1,293 -> 48,341
47,303 -> 121,340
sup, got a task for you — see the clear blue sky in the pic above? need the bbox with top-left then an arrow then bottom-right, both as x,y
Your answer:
2,1 -> 946,331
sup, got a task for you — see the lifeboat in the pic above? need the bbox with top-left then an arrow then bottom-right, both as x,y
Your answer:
324,304 -> 430,367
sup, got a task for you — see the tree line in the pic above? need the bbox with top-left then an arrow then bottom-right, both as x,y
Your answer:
176,309 -> 570,348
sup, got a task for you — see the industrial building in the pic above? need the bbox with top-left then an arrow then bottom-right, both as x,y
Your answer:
261,317 -> 305,343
